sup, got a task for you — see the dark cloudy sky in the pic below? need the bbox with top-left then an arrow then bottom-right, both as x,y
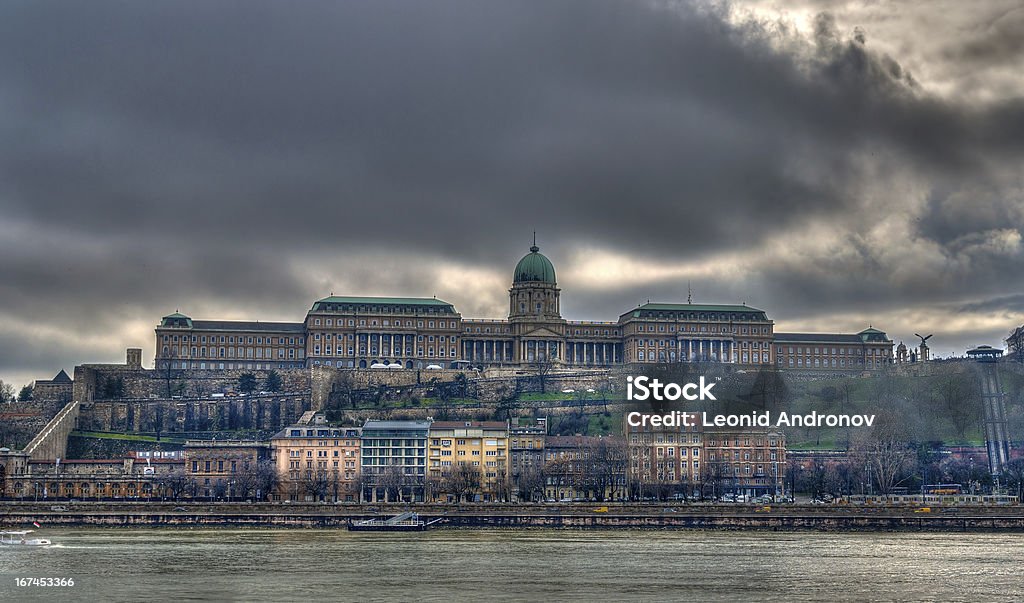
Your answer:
2,0 -> 1023,387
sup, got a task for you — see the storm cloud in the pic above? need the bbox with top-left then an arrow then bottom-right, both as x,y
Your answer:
1,0 -> 1023,386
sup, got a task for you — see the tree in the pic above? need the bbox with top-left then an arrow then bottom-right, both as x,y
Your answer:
377,465 -> 412,503
1007,326 -> 1024,362
443,463 -> 482,503
18,384 -> 33,402
515,465 -> 547,502
1002,458 -> 1024,500
162,350 -> 182,398
700,461 -> 728,501
531,357 -> 554,394
494,387 -> 521,422
543,457 -> 574,501
264,370 -> 283,393
582,438 -> 628,502
156,467 -> 189,501
935,372 -> 981,442
0,380 -> 15,404
237,372 -> 258,395
149,403 -> 166,441
429,377 -> 454,420
302,468 -> 335,502
850,425 -> 917,496
234,462 -> 260,500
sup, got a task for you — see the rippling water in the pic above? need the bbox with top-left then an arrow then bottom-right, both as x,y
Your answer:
1,528 -> 1023,602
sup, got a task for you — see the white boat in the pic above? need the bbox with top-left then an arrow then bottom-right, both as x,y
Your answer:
0,530 -> 52,546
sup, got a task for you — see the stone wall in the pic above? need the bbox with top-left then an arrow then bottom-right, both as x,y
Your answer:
33,381 -> 73,405
77,394 -> 314,434
22,401 -> 80,461
74,364 -> 311,404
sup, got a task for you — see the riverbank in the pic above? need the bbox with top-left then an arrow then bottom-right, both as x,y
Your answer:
3,502 -> 1024,531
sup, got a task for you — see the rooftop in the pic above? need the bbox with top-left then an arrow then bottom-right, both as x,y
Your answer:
774,333 -> 865,344
545,434 -> 620,448
362,420 -> 433,431
37,369 -> 73,384
621,302 -> 768,320
430,421 -> 508,430
272,426 -> 362,439
189,320 -> 304,332
310,296 -> 456,313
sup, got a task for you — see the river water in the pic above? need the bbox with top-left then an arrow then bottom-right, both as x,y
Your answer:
1,528 -> 1022,602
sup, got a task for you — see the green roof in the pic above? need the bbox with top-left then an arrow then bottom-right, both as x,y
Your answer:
513,245 -> 556,284
621,302 -> 767,320
310,296 -> 456,313
858,327 -> 885,334
160,312 -> 193,328
637,303 -> 764,313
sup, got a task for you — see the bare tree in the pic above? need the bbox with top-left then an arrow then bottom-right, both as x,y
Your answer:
302,468 -> 335,502
0,379 -> 15,403
156,467 -> 189,501
700,461 -> 728,501
531,357 -> 554,394
253,460 -> 279,501
162,350 -> 182,398
234,462 -> 260,500
149,403 -> 167,441
850,426 -> 916,496
935,371 -> 981,442
376,465 -> 410,503
1006,326 -> 1024,362
515,465 -> 546,502
543,457 -> 574,500
443,463 -> 482,503
582,438 -> 628,502
1001,458 -> 1024,500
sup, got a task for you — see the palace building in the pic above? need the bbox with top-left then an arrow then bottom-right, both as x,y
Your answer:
154,243 -> 892,372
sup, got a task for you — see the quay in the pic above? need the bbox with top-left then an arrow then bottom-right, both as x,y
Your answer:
3,502 -> 1024,531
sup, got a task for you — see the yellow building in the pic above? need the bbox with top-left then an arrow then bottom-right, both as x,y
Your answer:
270,425 -> 361,502
427,421 -> 510,502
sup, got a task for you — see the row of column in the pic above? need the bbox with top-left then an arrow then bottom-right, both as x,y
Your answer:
463,340 -> 515,363
680,339 -> 734,362
640,339 -> 738,363
460,339 -> 622,365
520,340 -> 560,363
566,341 -> 619,365
359,333 -> 437,357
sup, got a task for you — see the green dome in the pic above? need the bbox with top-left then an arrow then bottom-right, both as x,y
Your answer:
513,245 -> 556,284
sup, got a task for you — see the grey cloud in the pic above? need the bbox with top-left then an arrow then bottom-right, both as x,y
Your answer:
0,0 -> 1023,379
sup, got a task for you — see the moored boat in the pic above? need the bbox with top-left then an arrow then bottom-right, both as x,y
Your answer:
347,512 -> 443,532
0,530 -> 52,546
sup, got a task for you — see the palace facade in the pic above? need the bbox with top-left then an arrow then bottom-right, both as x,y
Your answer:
154,243 -> 893,372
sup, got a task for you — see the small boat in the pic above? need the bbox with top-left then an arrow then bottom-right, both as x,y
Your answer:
347,512 -> 443,532
0,530 -> 52,546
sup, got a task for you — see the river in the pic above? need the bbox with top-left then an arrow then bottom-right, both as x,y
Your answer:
1,528 -> 1022,601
